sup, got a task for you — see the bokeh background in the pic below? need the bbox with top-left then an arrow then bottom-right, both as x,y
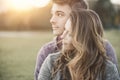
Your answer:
0,0 -> 120,80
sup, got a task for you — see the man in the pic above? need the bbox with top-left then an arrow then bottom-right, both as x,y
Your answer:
34,0 -> 118,80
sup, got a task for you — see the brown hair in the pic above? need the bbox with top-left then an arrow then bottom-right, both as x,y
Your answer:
52,0 -> 89,9
52,9 -> 107,80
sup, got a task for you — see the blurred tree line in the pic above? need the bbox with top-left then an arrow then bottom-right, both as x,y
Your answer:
0,0 -> 120,31
0,3 -> 52,31
93,0 -> 120,29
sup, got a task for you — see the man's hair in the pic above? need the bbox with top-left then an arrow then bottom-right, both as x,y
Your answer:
52,0 -> 88,9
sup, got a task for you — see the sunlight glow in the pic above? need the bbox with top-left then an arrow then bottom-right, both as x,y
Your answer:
5,0 -> 50,11
111,0 -> 120,5
9,0 -> 32,11
33,0 -> 51,8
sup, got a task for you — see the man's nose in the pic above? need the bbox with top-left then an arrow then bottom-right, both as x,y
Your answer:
50,16 -> 56,24
60,30 -> 68,39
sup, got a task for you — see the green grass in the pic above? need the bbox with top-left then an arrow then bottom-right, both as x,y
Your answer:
0,31 -> 53,80
0,30 -> 120,80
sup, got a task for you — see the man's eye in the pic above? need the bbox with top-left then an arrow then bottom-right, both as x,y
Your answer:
57,13 -> 63,17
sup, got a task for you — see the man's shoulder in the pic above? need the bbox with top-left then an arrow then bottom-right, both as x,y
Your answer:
105,60 -> 118,74
105,60 -> 116,69
36,39 -> 58,59
105,60 -> 120,79
42,40 -> 56,49
104,40 -> 113,49
38,40 -> 57,53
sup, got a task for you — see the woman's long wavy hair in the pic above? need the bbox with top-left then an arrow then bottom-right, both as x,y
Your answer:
51,9 -> 107,80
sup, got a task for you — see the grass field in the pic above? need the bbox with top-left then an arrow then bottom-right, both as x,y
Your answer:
0,30 -> 120,80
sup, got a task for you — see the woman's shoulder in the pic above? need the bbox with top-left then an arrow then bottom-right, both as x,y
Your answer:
46,52 -> 61,63
42,52 -> 61,70
49,52 -> 61,58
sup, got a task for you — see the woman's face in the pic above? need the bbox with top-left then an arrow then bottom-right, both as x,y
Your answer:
62,19 -> 74,51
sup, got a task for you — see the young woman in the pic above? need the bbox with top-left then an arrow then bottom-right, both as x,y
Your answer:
38,9 -> 120,80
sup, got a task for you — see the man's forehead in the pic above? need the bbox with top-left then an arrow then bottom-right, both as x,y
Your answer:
51,3 -> 71,13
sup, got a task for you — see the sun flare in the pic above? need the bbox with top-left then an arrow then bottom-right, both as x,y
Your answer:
9,0 -> 32,11
33,0 -> 51,8
5,0 -> 50,11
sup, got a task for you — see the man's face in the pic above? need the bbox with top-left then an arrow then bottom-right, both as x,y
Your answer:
50,3 -> 71,36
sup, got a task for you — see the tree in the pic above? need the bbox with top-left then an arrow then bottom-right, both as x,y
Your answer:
93,0 -> 117,29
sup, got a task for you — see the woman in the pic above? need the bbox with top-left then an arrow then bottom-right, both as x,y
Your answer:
38,9 -> 120,80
